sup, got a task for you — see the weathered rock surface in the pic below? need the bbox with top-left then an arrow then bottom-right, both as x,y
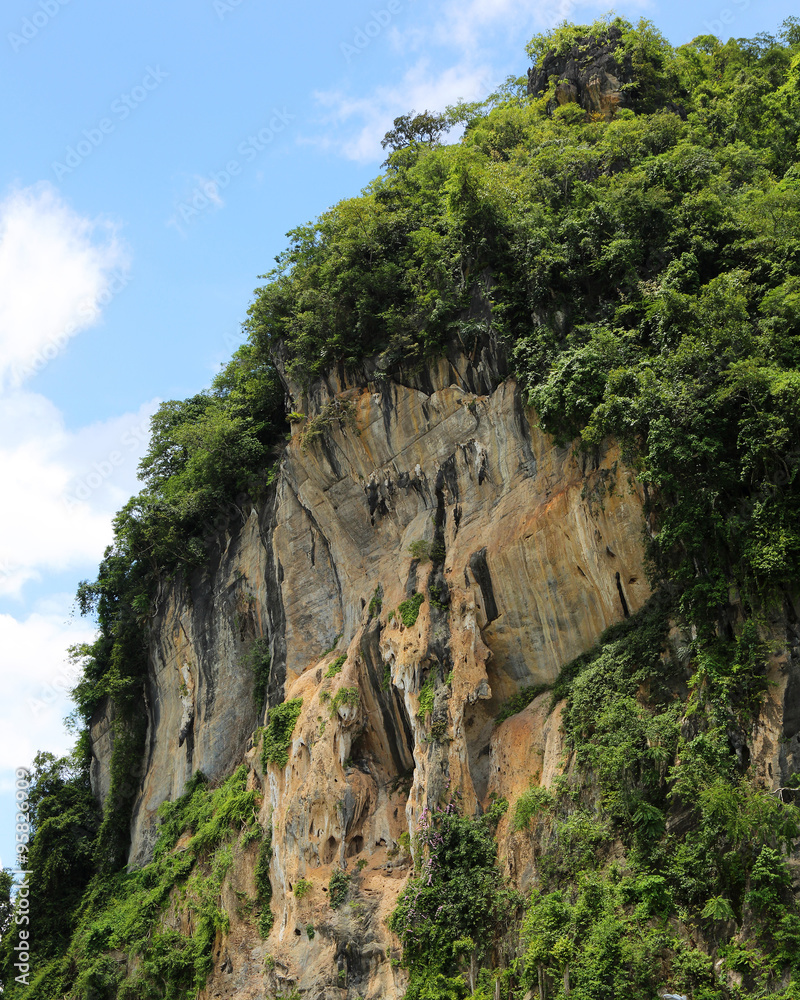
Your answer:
527,24 -> 635,117
91,347 -> 655,997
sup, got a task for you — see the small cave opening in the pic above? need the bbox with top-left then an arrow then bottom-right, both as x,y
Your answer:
469,548 -> 499,624
346,834 -> 364,858
322,836 -> 338,865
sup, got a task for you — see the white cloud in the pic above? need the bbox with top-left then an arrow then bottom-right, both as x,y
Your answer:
434,0 -> 560,51
311,57 -> 496,162
310,0 -> 652,163
0,607 -> 96,773
0,183 -> 129,390
0,184 -> 157,598
0,184 -> 159,867
433,0 -> 652,51
0,389 -> 159,597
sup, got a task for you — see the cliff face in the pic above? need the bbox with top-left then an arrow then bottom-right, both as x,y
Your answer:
91,345 -> 653,997
65,25 -> 800,996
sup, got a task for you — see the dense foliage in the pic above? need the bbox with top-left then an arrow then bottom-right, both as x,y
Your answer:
389,800 -> 519,1000
513,598 -> 800,999
0,750 -> 99,976
0,766 -> 264,999
261,697 -> 303,768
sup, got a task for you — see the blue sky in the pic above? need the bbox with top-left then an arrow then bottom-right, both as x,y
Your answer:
0,0 -> 796,873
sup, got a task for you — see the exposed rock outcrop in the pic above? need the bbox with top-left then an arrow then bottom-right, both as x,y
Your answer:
526,25 -> 635,117
88,336 -> 800,998
90,345 -> 655,997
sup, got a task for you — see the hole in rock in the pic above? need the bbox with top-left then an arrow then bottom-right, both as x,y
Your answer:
346,835 -> 364,858
322,836 -> 338,865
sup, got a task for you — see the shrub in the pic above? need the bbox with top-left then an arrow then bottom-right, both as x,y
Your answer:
255,828 -> 274,937
299,399 -> 355,450
293,878 -> 312,899
495,684 -> 550,725
329,868 -> 350,909
155,765 -> 257,858
398,592 -> 425,627
389,801 -> 521,997
418,675 -> 436,721
246,636 -> 271,709
512,787 -> 554,832
368,584 -> 383,616
522,871 -> 664,1000
325,654 -> 347,678
322,633 -> 342,656
262,698 -> 303,769
409,540 -> 432,561
330,687 -> 359,718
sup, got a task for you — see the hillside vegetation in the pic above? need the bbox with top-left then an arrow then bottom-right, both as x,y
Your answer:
2,15 -> 800,1000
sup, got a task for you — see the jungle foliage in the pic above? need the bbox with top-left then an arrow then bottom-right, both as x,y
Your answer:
389,799 -> 520,1000
510,596 -> 800,1000
0,766 -> 264,999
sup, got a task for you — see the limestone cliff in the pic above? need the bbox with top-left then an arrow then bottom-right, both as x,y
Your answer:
62,22 -> 800,997
90,341 -> 656,998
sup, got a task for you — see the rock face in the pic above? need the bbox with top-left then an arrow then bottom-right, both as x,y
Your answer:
91,345 -> 653,997
527,25 -> 635,117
